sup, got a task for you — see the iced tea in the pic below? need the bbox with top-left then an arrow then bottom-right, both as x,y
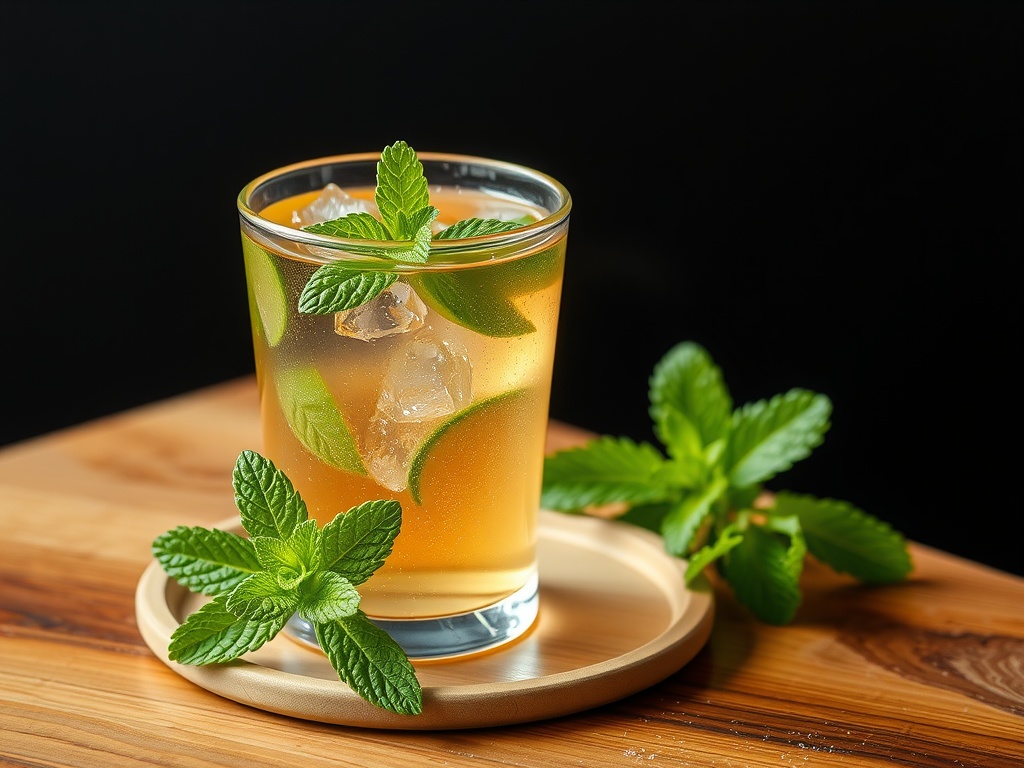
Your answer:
237,150 -> 570,658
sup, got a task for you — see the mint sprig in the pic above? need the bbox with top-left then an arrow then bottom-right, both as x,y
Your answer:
152,450 -> 422,715
541,341 -> 912,625
297,140 -> 545,337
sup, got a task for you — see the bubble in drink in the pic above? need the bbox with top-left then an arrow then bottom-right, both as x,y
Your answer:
291,183 -> 377,226
334,281 -> 427,341
375,331 -> 472,423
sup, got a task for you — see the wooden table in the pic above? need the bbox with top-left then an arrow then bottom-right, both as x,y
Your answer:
2,377 -> 1021,767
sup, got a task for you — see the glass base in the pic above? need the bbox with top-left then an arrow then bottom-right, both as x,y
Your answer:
284,572 -> 540,661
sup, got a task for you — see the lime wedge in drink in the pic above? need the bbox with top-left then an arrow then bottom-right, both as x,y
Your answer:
410,243 -> 564,338
412,271 -> 534,337
241,235 -> 288,347
276,366 -> 367,476
407,389 -> 527,504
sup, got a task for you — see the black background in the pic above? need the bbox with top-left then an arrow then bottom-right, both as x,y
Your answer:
2,1 -> 1021,575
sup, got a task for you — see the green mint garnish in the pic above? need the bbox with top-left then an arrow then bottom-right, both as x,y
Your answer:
541,341 -> 912,626
152,449 -> 422,715
297,140 -> 548,337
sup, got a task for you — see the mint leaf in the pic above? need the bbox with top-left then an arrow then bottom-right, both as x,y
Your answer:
376,140 -> 431,238
298,267 -> 397,315
252,536 -> 301,574
661,476 -> 728,557
649,341 -> 732,458
225,570 -> 301,619
152,526 -> 260,596
303,211 -> 392,241
541,436 -> 673,511
168,594 -> 287,664
543,340 -> 913,625
252,520 -> 322,578
233,450 -> 307,539
289,518 -> 324,566
649,453 -> 706,491
321,499 -> 402,586
720,522 -> 805,625
316,612 -> 423,716
298,571 -> 361,623
772,492 -> 912,582
434,218 -> 524,239
154,450 -> 421,715
401,206 -> 441,242
654,407 -> 714,466
388,221 -> 432,264
725,389 -> 832,488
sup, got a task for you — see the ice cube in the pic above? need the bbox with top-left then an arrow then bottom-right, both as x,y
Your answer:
364,413 -> 431,492
292,183 -> 378,226
361,329 -> 474,490
376,332 -> 472,423
475,205 -> 537,223
334,281 -> 427,341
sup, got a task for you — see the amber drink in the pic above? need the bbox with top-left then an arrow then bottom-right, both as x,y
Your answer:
237,147 -> 570,659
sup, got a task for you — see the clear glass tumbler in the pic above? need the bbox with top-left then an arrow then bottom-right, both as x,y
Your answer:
236,147 -> 571,660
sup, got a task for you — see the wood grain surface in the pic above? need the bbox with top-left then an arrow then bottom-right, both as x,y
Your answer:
1,377 -> 1021,767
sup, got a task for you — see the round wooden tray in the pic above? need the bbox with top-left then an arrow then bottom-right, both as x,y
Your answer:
135,510 -> 714,730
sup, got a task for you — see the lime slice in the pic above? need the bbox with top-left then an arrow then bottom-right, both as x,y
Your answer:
412,272 -> 534,337
241,235 -> 288,347
410,242 -> 564,338
276,366 -> 367,476
407,389 -> 527,504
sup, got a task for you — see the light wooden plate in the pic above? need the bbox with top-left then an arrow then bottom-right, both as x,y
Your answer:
135,510 -> 714,730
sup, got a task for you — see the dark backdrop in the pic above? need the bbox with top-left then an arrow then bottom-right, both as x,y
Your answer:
2,1 -> 1021,575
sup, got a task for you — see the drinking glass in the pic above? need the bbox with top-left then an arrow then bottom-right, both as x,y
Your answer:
236,148 -> 570,660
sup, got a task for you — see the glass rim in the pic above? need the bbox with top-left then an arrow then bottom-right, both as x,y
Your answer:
237,150 -> 572,266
